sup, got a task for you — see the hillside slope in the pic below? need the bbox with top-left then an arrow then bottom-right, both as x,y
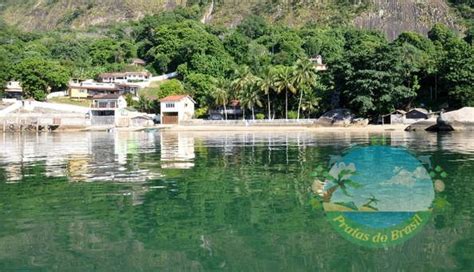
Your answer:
0,0 -> 464,39
0,0 -> 185,30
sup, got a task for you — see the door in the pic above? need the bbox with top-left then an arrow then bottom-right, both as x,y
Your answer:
162,113 -> 179,124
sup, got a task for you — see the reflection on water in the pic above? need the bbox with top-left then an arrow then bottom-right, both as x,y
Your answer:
0,131 -> 473,271
161,132 -> 195,169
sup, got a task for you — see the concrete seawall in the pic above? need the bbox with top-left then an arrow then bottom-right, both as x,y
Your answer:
0,113 -> 90,131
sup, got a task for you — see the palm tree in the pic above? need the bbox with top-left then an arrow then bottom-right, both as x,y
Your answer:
301,90 -> 320,118
248,88 -> 263,120
322,168 -> 362,202
213,78 -> 229,120
293,59 -> 318,119
273,66 -> 296,119
231,66 -> 255,120
239,76 -> 262,120
231,66 -> 252,94
256,68 -> 275,120
363,194 -> 380,208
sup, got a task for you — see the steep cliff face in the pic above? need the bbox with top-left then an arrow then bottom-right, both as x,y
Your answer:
0,0 -> 185,31
353,0 -> 460,40
0,0 -> 463,38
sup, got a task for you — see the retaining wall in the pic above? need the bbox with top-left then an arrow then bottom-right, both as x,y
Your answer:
181,119 -> 319,126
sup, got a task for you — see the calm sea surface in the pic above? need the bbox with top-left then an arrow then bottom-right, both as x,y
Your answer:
0,131 -> 472,271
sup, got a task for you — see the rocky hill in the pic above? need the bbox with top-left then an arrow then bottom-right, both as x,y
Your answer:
0,0 -> 465,39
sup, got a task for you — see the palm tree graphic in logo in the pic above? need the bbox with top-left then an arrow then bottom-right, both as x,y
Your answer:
322,165 -> 362,202
362,194 -> 380,211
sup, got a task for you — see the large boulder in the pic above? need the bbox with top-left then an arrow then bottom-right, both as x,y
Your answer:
317,109 -> 354,127
437,107 -> 474,131
315,109 -> 369,127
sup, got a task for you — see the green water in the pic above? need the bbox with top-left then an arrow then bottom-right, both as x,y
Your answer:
0,131 -> 472,271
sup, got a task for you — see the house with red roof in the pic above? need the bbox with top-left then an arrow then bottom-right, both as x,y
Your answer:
160,95 -> 195,124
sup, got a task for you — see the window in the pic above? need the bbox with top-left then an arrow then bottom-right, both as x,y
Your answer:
166,103 -> 175,108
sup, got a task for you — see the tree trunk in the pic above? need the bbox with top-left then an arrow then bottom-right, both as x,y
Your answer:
252,106 -> 255,120
223,103 -> 227,120
285,89 -> 288,119
297,89 -> 303,120
323,185 -> 339,202
267,92 -> 271,120
243,108 -> 246,120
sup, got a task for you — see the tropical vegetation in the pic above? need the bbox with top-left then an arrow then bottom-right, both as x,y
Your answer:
0,4 -> 472,120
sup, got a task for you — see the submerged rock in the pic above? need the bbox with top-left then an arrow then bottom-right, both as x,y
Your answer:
405,118 -> 437,131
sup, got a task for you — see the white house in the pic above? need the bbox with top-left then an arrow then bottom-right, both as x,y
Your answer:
90,94 -> 127,126
99,72 -> 151,84
160,95 -> 195,124
91,94 -> 127,109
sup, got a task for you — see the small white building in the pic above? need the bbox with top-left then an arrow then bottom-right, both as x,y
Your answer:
382,108 -> 432,124
383,110 -> 407,124
4,81 -> 23,99
309,55 -> 328,71
160,95 -> 195,124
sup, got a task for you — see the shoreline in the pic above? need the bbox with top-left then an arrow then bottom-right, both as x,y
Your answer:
0,124 -> 411,133
161,124 -> 410,132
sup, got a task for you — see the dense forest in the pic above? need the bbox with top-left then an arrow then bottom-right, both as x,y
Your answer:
0,3 -> 473,120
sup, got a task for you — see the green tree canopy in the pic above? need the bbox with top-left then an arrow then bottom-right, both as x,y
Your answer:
14,57 -> 70,100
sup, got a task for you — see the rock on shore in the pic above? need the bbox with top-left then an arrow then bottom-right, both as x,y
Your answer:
316,109 -> 368,127
437,107 -> 474,131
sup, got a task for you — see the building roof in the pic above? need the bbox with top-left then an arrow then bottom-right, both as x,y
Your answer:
92,94 -> 122,100
160,95 -> 195,103
5,81 -> 23,92
391,109 -> 407,115
131,58 -> 146,65
131,115 -> 153,120
99,71 -> 151,78
71,85 -> 119,91
69,81 -> 119,91
408,108 -> 429,114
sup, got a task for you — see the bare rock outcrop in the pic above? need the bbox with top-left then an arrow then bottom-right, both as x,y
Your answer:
354,0 -> 460,40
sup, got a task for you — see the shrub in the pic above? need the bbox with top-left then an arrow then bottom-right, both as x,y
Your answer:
256,113 -> 265,120
287,111 -> 298,119
195,106 -> 208,118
